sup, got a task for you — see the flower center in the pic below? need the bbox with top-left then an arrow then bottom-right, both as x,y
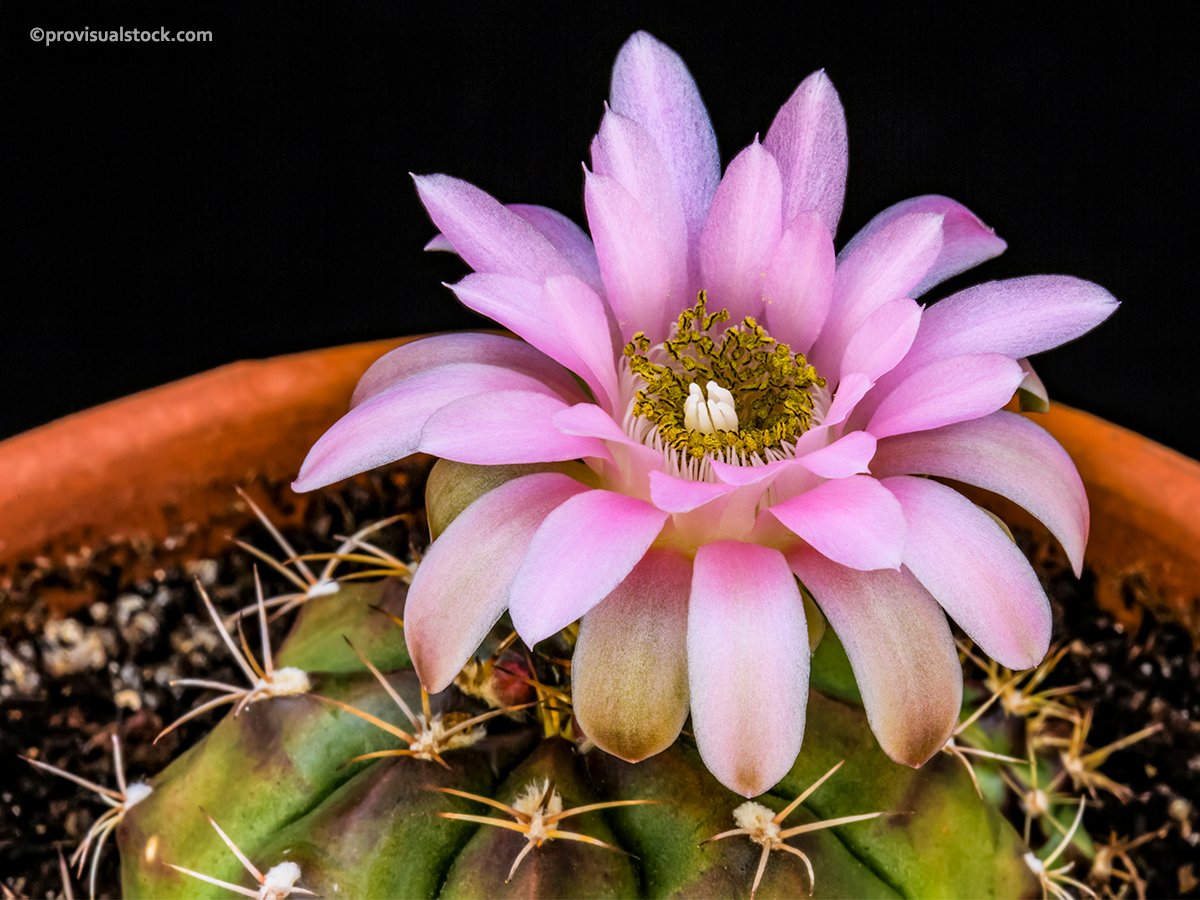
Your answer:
623,292 -> 825,461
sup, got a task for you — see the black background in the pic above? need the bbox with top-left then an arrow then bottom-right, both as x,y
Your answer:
3,1 -> 1198,457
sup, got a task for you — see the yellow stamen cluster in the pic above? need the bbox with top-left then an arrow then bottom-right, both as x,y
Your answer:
624,292 -> 824,459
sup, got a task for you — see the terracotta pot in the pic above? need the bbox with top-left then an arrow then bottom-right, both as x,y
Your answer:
2,338 -> 1197,636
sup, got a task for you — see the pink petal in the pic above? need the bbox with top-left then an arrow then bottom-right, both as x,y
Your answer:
573,549 -> 692,762
822,372 -> 874,429
839,196 -> 1007,298
838,297 -> 923,382
698,141 -> 783,321
761,212 -> 835,354
552,402 -> 663,471
688,541 -> 809,797
412,174 -> 572,281
426,203 -> 604,293
768,475 -> 905,570
351,333 -> 580,407
789,547 -> 961,767
648,469 -> 737,512
450,273 -> 617,406
901,275 -> 1120,373
872,410 -> 1089,575
707,430 -> 876,488
508,490 -> 668,645
584,170 -> 690,342
405,473 -> 587,691
763,70 -> 848,237
541,275 -> 621,409
811,211 -> 944,374
293,364 -> 563,491
509,204 -> 604,293
609,31 -> 720,245
884,475 -> 1051,670
866,353 -> 1023,439
418,390 -> 610,466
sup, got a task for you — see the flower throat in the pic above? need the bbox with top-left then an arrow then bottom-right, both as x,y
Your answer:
623,293 -> 825,460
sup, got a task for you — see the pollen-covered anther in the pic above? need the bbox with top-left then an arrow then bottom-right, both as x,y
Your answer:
623,292 -> 824,472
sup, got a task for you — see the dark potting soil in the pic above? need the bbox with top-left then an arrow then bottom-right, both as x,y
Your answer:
0,463 -> 1196,899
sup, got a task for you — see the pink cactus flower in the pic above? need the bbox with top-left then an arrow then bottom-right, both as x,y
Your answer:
294,31 -> 1117,797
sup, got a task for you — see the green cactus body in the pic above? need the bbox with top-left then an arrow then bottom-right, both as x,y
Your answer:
116,463 -> 1037,899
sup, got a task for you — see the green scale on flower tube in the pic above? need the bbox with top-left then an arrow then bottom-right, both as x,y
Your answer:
623,292 -> 826,460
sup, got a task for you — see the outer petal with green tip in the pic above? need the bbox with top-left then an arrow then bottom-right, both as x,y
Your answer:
573,548 -> 691,762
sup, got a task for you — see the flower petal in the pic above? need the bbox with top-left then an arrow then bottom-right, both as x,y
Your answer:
884,475 -> 1051,670
866,353 -> 1023,439
418,390 -> 610,466
768,475 -> 905,570
351,333 -> 580,407
838,297 -> 923,382
699,141 -> 783,321
609,31 -> 720,245
838,196 -> 1007,298
509,204 -> 604,292
761,212 -> 836,354
812,211 -> 944,374
872,410 -> 1089,575
450,273 -> 616,406
902,275 -> 1120,372
412,174 -> 573,281
688,541 -> 809,797
789,546 -> 961,767
1017,358 -> 1050,413
426,203 -> 603,293
584,170 -> 690,342
763,70 -> 848,236
293,364 -> 564,491
405,472 -> 587,691
508,490 -> 668,645
707,430 -> 876,487
573,549 -> 692,762
648,469 -> 737,512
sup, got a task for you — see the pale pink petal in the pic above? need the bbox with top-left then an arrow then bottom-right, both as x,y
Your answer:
707,430 -> 875,488
573,549 -> 692,761
821,372 -> 874,429
839,196 -> 1007,298
763,70 -> 848,236
405,473 -> 587,691
648,470 -> 737,512
872,410 -> 1089,575
796,430 -> 877,478
884,475 -> 1051,670
789,547 -> 961,767
351,333 -> 580,407
761,212 -> 835,354
412,174 -> 572,281
811,212 -> 944,374
866,353 -> 1023,438
450,273 -> 616,404
293,365 -> 562,491
508,490 -> 668,645
425,203 -> 603,293
838,297 -> 923,382
900,275 -> 1120,374
609,31 -> 720,244
418,390 -> 610,466
688,541 -> 809,797
509,204 -> 604,292
768,475 -> 905,570
585,170 -> 690,342
542,275 -> 621,409
552,403 -> 663,471
1017,358 -> 1050,412
698,141 -> 783,321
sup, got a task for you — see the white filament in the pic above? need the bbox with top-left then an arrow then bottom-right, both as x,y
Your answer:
684,381 -> 739,434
